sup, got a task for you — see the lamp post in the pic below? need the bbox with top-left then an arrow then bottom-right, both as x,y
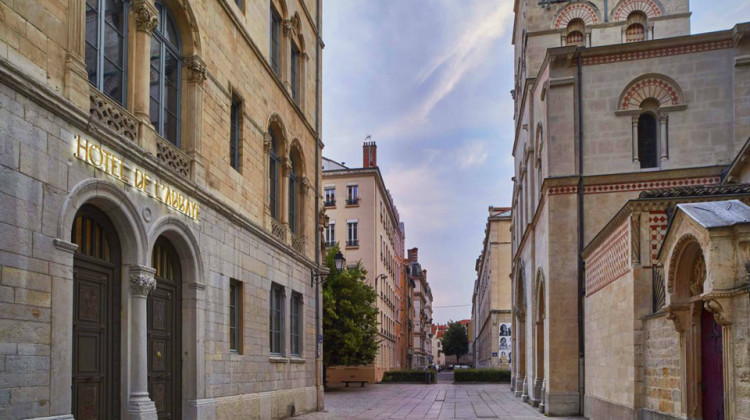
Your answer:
311,251 -> 345,286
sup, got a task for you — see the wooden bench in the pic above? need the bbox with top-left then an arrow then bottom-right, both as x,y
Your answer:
342,380 -> 367,388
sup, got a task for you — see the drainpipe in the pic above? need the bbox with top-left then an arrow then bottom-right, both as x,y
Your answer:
314,0 -> 323,410
576,52 -> 586,414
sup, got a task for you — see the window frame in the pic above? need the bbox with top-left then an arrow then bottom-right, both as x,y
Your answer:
347,221 -> 359,246
270,5 -> 282,78
150,1 -> 183,146
290,292 -> 303,357
229,279 -> 243,353
269,134 -> 279,219
288,158 -> 299,233
230,96 -> 242,171
269,283 -> 285,355
324,187 -> 335,206
325,221 -> 335,247
638,112 -> 659,169
291,41 -> 300,103
347,185 -> 359,205
85,0 -> 129,106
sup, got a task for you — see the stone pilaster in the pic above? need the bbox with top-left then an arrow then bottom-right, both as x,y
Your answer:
64,0 -> 89,109
659,113 -> 669,160
133,0 -> 159,127
184,55 -> 207,186
127,265 -> 158,420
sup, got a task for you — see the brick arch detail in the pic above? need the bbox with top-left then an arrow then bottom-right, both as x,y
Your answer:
612,0 -> 663,21
553,1 -> 601,29
618,74 -> 684,111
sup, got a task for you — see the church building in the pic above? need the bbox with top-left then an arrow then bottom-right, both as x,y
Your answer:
509,0 -> 750,417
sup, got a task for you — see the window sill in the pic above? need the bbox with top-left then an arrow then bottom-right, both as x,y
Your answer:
269,356 -> 289,364
290,357 -> 306,364
345,204 -> 360,208
345,245 -> 359,250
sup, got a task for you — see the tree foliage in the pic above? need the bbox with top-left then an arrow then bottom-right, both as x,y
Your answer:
441,321 -> 469,364
323,244 -> 379,368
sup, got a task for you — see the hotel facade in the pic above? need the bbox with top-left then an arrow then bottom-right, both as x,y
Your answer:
0,0 -> 325,419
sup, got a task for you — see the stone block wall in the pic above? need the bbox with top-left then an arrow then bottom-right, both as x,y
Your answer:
642,313 -> 681,417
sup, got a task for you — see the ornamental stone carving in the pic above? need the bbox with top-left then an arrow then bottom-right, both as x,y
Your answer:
134,2 -> 159,34
301,176 -> 312,193
156,138 -> 190,177
130,272 -> 157,296
89,89 -> 139,141
263,133 -> 273,151
185,55 -> 207,84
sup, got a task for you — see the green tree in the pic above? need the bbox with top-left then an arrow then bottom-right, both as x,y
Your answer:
441,321 -> 469,364
323,244 -> 379,373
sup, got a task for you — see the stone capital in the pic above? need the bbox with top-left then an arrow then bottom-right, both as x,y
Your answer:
185,55 -> 207,84
129,266 -> 157,297
263,133 -> 273,151
134,1 -> 159,34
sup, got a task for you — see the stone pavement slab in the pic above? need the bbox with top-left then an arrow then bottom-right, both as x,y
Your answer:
289,383 -> 584,419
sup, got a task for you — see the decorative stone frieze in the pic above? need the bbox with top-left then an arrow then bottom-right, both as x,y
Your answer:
156,138 -> 191,177
134,1 -> 159,34
271,218 -> 286,242
291,232 -> 304,254
89,89 -> 139,141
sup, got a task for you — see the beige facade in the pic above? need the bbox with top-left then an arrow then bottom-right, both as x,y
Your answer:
408,248 -> 433,369
471,207 -> 512,369
0,0 -> 325,419
509,0 -> 750,417
321,143 -> 406,381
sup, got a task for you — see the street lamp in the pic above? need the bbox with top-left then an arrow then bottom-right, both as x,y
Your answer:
311,251 -> 346,286
374,273 -> 387,293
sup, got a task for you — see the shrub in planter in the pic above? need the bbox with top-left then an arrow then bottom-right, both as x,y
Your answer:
453,368 -> 511,383
381,369 -> 436,383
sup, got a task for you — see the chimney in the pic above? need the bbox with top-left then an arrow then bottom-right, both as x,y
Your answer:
363,141 -> 377,168
408,248 -> 418,263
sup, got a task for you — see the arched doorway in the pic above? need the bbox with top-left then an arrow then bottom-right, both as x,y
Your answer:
148,236 -> 183,419
71,204 -> 122,419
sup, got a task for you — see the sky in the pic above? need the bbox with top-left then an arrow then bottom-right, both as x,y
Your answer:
321,0 -> 750,325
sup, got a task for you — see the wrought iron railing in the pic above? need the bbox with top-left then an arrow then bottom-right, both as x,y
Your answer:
346,240 -> 359,247
652,265 -> 665,313
324,199 -> 336,207
346,197 -> 360,205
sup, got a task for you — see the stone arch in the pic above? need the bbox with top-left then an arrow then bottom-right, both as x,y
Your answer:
266,113 -> 290,154
618,73 -> 684,111
666,233 -> 703,297
271,0 -> 288,18
289,138 -> 307,177
160,0 -> 203,57
147,215 -> 206,409
612,0 -> 663,21
553,1 -> 600,29
58,178 -> 148,265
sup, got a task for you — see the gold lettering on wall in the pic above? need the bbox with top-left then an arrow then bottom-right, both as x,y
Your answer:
74,136 -> 200,220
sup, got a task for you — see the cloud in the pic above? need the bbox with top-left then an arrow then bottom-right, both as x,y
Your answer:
457,140 -> 490,170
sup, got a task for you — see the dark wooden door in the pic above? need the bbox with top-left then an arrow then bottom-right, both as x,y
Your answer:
701,308 -> 724,420
148,237 -> 182,419
71,205 -> 121,420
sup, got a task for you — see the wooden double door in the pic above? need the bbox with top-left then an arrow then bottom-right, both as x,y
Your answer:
72,206 -> 182,419
148,237 -> 183,420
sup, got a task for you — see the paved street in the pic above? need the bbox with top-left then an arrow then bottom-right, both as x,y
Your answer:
291,383 -> 583,419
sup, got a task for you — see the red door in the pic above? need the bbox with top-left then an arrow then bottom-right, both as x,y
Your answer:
701,308 -> 724,420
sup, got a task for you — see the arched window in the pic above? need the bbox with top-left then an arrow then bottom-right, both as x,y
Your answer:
625,11 -> 647,42
85,0 -> 128,105
638,113 -> 658,168
566,19 -> 585,46
268,132 -> 280,219
288,156 -> 299,234
150,2 -> 182,146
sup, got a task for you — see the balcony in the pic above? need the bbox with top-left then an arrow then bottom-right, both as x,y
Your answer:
346,240 -> 359,247
324,240 -> 336,248
346,197 -> 360,206
324,199 -> 336,207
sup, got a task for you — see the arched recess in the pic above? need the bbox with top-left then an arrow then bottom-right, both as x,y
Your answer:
147,216 -> 206,414
532,269 -> 546,409
288,139 -> 307,253
617,74 -> 685,167
553,1 -> 600,29
513,263 -> 528,399
625,11 -> 648,42
266,114 -> 289,236
611,0 -> 663,21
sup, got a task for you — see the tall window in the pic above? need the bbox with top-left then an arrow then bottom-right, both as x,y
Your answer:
347,185 -> 359,205
270,6 -> 282,78
234,0 -> 244,11
269,131 -> 279,219
290,292 -> 302,356
270,284 -> 284,354
291,42 -> 300,103
288,157 -> 299,233
638,113 -> 658,168
325,221 -> 335,247
347,221 -> 358,247
230,97 -> 241,171
85,0 -> 128,105
229,279 -> 242,353
324,187 -> 335,206
625,11 -> 647,43
150,2 -> 182,146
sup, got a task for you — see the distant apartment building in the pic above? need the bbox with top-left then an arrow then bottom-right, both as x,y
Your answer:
407,248 -> 433,368
471,207 -> 513,368
322,142 -> 405,381
431,324 -> 446,367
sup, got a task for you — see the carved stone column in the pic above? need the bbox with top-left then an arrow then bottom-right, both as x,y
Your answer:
65,0 -> 89,109
282,19 -> 297,94
127,266 -> 158,420
133,1 -> 159,127
659,113 -> 669,160
632,116 -> 640,165
521,375 -> 529,402
184,55 -> 207,186
281,157 -> 292,240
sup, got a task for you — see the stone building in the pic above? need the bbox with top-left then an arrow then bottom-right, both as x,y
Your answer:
321,142 -> 406,382
407,248 -> 433,369
471,207 -> 512,369
431,324 -> 446,368
509,0 -> 750,417
399,252 -> 412,370
0,0 -> 324,419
